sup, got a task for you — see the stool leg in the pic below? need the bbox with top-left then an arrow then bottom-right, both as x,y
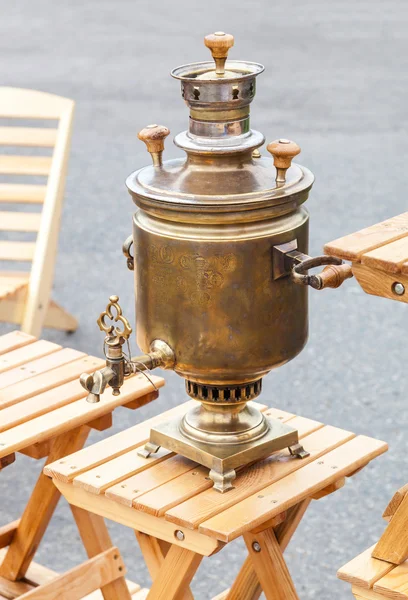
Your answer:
0,425 -> 90,581
244,528 -> 299,600
146,545 -> 202,600
71,506 -> 132,600
135,531 -> 195,600
227,499 -> 310,600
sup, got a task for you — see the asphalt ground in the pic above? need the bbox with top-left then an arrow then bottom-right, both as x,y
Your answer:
1,1 -> 407,597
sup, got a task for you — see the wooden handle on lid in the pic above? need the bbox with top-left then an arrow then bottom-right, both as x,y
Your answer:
138,124 -> 170,166
267,138 -> 301,183
204,32 -> 234,76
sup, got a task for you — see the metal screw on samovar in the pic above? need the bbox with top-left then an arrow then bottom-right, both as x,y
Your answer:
81,32 -> 353,492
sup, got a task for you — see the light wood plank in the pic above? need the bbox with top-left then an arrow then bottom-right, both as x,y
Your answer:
0,155 -> 52,176
362,237 -> 408,274
0,346 -> 84,393
0,240 -> 36,261
373,493 -> 408,564
0,183 -> 46,203
0,275 -> 27,299
141,422 -> 349,521
0,574 -> 33,597
54,480 -> 221,557
0,354 -> 104,409
0,126 -> 57,147
338,545 -> 394,589
0,87 -> 74,119
44,399 -> 195,482
199,436 -> 388,542
324,213 -> 408,262
70,507 -> 132,600
144,544 -> 202,600
17,548 -> 126,600
0,211 -> 42,232
351,586 -> 387,600
0,520 -> 19,549
383,484 -> 408,522
73,446 -> 173,494
0,426 -> 90,580
244,528 -> 299,600
374,562 -> 408,598
0,339 -> 60,374
352,263 -> 408,304
0,375 -> 164,458
0,330 -> 34,355
106,455 -> 197,507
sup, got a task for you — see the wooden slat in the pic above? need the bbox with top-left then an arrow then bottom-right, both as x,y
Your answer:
44,399 -> 196,482
54,480 -> 221,557
0,354 -> 104,409
0,330 -> 34,355
0,275 -> 27,299
0,346 -> 83,393
0,211 -> 42,232
383,484 -> 408,521
0,375 -> 164,458
0,183 -> 46,203
105,455 -> 197,507
373,493 -> 408,564
362,236 -> 408,274
0,521 -> 20,549
0,240 -> 36,261
73,446 -> 173,495
163,421 -> 347,529
0,127 -> 57,147
352,263 -> 408,305
17,548 -> 126,600
374,563 -> 408,598
198,436 -> 388,542
352,585 -> 386,599
0,339 -> 60,374
0,155 -> 52,176
337,545 -> 394,589
324,213 -> 408,262
135,418 -> 337,519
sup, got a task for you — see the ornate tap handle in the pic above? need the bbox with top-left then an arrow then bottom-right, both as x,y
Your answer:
97,295 -> 132,344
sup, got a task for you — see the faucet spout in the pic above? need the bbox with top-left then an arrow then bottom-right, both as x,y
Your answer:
80,367 -> 115,403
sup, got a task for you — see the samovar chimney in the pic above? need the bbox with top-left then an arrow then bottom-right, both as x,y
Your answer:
82,32 -> 353,492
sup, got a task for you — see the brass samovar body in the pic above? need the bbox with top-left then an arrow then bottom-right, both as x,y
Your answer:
82,33 -> 353,492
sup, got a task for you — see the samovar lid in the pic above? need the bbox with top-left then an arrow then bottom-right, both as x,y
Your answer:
127,32 -> 314,217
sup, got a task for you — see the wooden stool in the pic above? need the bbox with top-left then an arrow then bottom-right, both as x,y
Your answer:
0,330 -> 164,600
338,484 -> 408,599
44,401 -> 387,599
325,211 -> 408,303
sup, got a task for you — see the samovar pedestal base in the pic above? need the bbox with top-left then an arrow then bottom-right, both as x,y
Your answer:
138,406 -> 310,492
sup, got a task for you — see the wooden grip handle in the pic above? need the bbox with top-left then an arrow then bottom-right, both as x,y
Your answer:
138,124 -> 170,154
319,264 -> 353,289
204,32 -> 234,75
266,139 -> 301,169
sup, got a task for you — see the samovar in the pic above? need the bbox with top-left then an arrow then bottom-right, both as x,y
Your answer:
81,32 -> 353,492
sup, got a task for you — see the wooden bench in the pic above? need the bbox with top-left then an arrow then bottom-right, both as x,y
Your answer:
0,87 -> 77,336
325,212 -> 408,303
338,484 -> 408,599
0,330 -> 164,600
44,401 -> 387,599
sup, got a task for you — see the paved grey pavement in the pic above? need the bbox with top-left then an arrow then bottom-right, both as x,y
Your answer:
1,1 -> 408,597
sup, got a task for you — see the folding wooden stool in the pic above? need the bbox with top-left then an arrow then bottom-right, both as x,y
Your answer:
44,400 -> 387,599
0,330 -> 164,599
338,484 -> 408,599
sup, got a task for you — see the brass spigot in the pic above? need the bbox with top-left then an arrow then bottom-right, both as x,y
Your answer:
80,295 -> 175,403
138,124 -> 170,167
267,139 -> 301,184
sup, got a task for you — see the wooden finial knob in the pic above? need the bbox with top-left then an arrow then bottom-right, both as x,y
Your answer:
266,139 -> 301,183
204,32 -> 234,76
138,124 -> 170,166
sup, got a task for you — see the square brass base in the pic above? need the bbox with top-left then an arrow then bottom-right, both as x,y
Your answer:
144,414 -> 301,492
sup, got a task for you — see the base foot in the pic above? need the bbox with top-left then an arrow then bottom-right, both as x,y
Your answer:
288,442 -> 310,459
137,442 -> 161,458
209,468 -> 237,493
